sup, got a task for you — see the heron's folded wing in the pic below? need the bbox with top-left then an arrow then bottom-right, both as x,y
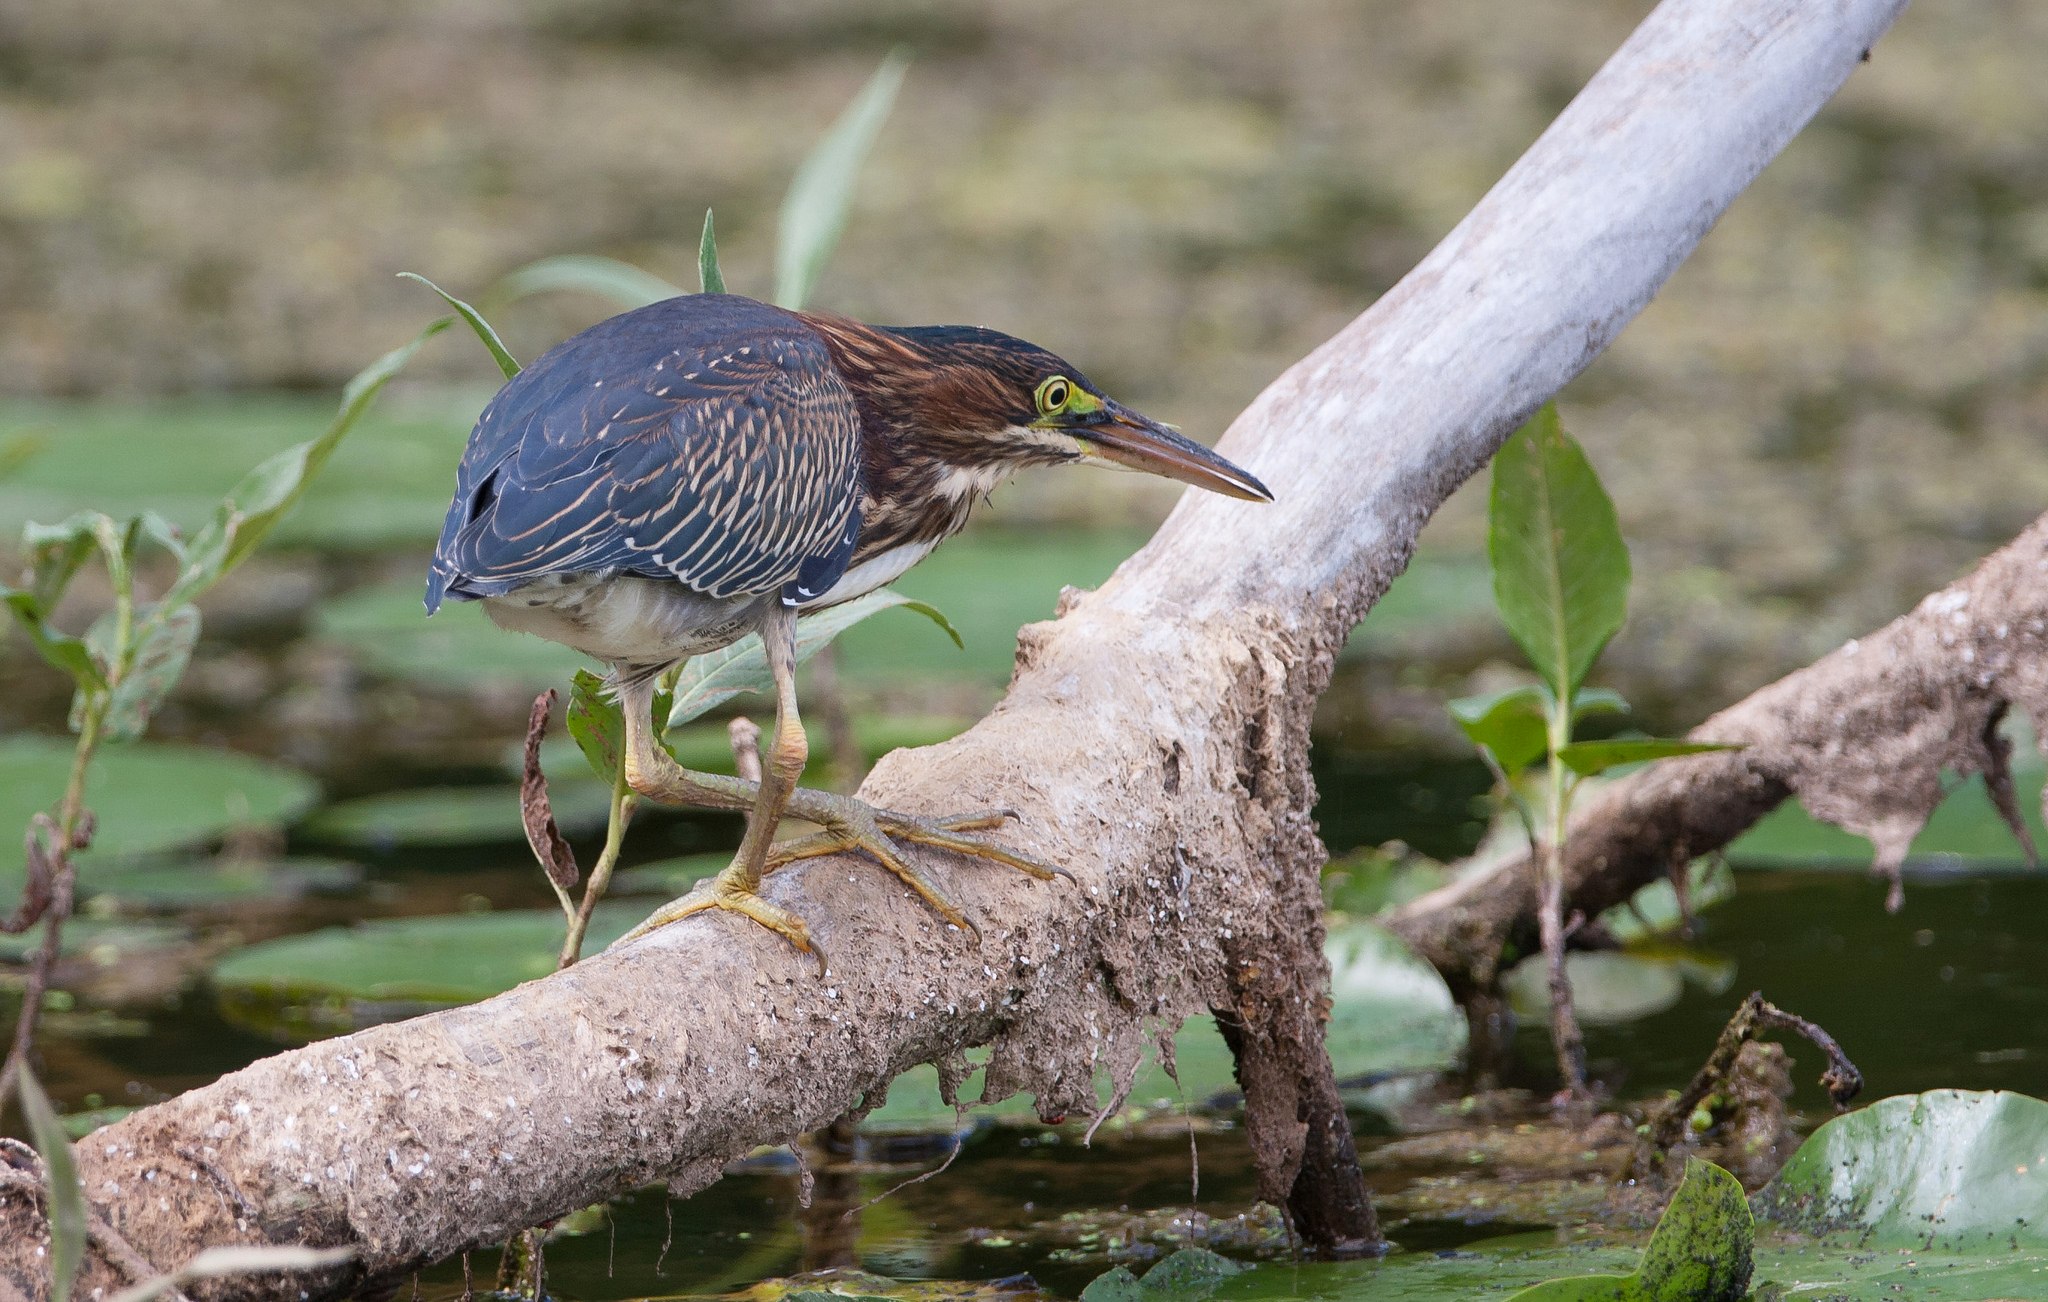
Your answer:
429,297 -> 862,609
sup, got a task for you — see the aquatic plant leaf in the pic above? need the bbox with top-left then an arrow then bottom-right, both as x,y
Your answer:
1502,1160 -> 1751,1301
774,51 -> 909,310
1489,403 -> 1629,701
1555,738 -> 1739,777
698,208 -> 726,295
212,904 -> 647,1037
167,317 -> 453,605
398,272 -> 519,378
489,254 -> 682,311
99,602 -> 201,742
1756,1089 -> 2048,1247
0,736 -> 317,863
320,581 -> 589,688
0,587 -> 104,691
17,1066 -> 86,1302
1080,1248 -> 1244,1301
1448,683 -> 1549,777
1572,686 -> 1630,720
666,588 -> 959,730
302,780 -> 612,849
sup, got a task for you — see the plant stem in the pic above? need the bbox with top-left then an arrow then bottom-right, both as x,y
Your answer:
558,763 -> 634,969
1539,701 -> 1588,1103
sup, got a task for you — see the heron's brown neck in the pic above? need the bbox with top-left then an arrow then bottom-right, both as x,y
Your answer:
797,311 -> 1025,558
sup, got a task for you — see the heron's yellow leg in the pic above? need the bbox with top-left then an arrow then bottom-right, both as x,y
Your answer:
615,604 -> 820,965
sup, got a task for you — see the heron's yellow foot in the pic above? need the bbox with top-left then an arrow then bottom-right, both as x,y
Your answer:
769,792 -> 1069,941
616,866 -> 822,971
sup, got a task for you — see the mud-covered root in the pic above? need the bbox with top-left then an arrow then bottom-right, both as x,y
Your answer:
1629,990 -> 1863,1184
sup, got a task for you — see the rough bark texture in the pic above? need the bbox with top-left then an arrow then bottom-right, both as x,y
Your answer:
1388,513 -> 2048,997
0,0 -> 1910,1295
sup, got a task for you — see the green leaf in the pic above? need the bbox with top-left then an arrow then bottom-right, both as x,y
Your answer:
1572,686 -> 1630,721
698,208 -> 726,295
301,781 -> 613,849
1081,1248 -> 1244,1302
1447,684 -> 1549,777
167,317 -> 452,606
489,254 -> 682,312
774,51 -> 909,310
1757,1089 -> 2048,1247
666,588 -> 958,730
398,272 -> 519,378
1504,1159 -> 1751,1301
1489,403 -> 1630,701
17,1066 -> 87,1302
1555,738 -> 1740,777
0,735 -> 318,863
565,668 -> 674,781
212,904 -> 648,1039
0,587 -> 105,691
22,512 -> 98,609
98,603 -> 201,742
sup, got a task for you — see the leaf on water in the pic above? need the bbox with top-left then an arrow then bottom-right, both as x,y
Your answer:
489,254 -> 682,312
98,603 -> 202,742
168,316 -> 454,606
398,272 -> 520,378
17,1066 -> 87,1302
666,588 -> 959,730
1555,738 -> 1741,777
698,208 -> 726,295
301,781 -> 613,850
1081,1248 -> 1244,1302
520,690 -> 579,892
1756,1089 -> 2048,1247
1448,683 -> 1549,777
1489,403 -> 1629,702
1503,1159 -> 1751,1301
0,736 -> 318,863
774,51 -> 910,310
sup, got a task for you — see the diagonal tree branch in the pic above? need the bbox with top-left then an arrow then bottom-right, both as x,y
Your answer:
0,0 -> 1910,1294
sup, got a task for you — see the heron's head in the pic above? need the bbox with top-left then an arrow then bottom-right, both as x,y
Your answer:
802,314 -> 1273,503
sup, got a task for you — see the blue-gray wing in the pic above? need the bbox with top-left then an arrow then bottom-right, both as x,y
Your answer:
426,295 -> 862,612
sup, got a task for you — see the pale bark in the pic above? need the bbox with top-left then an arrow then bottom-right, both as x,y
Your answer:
0,0 -> 1911,1295
1388,512 -> 2048,998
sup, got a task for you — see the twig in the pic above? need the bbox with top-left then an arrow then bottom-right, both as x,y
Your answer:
727,717 -> 763,784
1632,990 -> 1863,1177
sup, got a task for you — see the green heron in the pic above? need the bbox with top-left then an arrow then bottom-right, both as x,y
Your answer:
427,293 -> 1270,962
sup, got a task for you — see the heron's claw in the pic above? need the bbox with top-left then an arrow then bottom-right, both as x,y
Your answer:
614,872 -> 825,973
768,795 -> 1068,939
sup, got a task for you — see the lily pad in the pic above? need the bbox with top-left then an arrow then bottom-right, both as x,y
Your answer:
1755,1088 -> 2048,1248
0,735 -> 318,863
317,580 -> 588,689
301,781 -> 612,849
75,857 -> 362,911
210,902 -> 646,1039
0,394 -> 477,553
1501,1159 -> 1752,1301
1502,948 -> 1736,1027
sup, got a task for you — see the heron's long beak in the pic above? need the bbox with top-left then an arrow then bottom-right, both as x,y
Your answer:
1076,402 -> 1273,502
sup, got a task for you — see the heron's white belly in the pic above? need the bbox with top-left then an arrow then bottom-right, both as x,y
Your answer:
801,539 -> 936,609
484,574 -> 761,666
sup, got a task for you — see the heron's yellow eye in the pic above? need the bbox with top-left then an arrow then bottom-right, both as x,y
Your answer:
1035,376 -> 1073,415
